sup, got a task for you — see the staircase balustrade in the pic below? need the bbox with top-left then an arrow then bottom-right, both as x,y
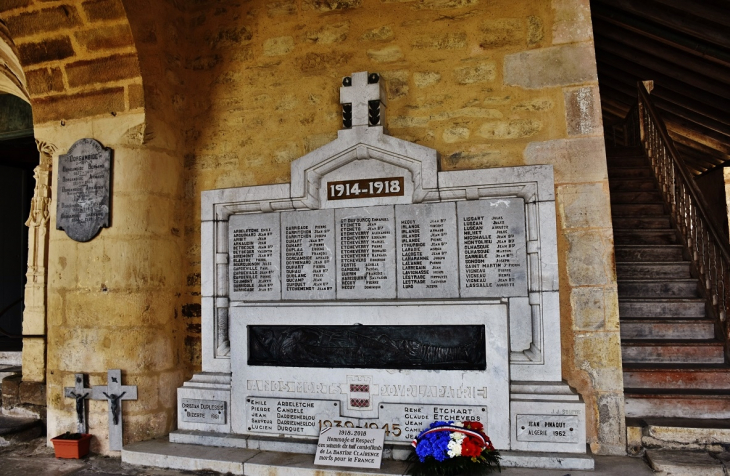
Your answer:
631,82 -> 730,358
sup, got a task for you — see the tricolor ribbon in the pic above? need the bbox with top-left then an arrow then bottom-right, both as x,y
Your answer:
411,425 -> 487,448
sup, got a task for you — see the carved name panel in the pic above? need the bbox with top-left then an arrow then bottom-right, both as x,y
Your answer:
515,414 -> 579,443
229,214 -> 280,301
180,399 -> 227,424
56,138 -> 111,242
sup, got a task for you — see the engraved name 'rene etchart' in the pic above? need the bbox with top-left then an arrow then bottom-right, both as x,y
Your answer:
56,138 -> 112,242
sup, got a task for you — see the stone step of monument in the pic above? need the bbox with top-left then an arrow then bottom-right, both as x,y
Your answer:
625,391 -> 730,419
614,245 -> 685,262
620,319 -> 715,340
623,365 -> 730,390
0,415 -> 44,446
121,437 -> 597,474
618,279 -> 700,298
613,230 -> 679,245
609,179 -> 658,192
612,216 -> 672,229
622,341 -> 725,364
618,299 -> 705,318
645,449 -> 726,475
608,167 -> 655,178
610,191 -> 663,203
611,203 -> 666,216
616,262 -> 692,279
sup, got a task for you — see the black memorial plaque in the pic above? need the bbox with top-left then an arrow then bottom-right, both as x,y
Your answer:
248,325 -> 486,370
56,138 -> 112,242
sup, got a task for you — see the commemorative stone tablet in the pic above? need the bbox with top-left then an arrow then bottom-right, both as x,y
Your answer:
56,138 -> 112,242
396,202 -> 459,299
335,205 -> 396,299
457,198 -> 527,298
281,209 -> 336,300
229,213 -> 281,301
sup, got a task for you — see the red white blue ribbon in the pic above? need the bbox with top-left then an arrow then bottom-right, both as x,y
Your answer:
411,425 -> 487,448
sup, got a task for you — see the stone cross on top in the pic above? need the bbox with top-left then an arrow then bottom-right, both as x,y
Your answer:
339,71 -> 387,129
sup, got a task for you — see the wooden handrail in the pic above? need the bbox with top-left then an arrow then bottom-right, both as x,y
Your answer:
637,82 -> 730,265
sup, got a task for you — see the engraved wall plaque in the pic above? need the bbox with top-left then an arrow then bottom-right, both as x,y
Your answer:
180,399 -> 227,424
56,138 -> 111,242
515,414 -> 579,443
457,198 -> 527,298
281,210 -> 336,300
229,213 -> 281,301
335,205 -> 396,299
396,202 -> 459,299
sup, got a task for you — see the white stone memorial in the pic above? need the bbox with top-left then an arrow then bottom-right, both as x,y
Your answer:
174,72 -> 590,468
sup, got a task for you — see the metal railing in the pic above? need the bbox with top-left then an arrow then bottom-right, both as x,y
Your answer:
634,82 -> 730,357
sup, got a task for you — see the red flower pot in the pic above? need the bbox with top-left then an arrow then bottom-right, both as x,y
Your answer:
51,433 -> 92,459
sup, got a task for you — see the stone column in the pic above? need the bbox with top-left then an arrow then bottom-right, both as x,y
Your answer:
21,140 -> 55,383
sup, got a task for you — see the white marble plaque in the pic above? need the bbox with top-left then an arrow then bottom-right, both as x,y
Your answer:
315,427 -> 385,469
246,397 -> 338,437
515,414 -> 579,443
458,198 -> 527,298
377,403 -> 487,442
396,202 -> 459,299
180,399 -> 226,425
229,214 -> 281,301
281,210 -> 336,300
335,206 -> 396,299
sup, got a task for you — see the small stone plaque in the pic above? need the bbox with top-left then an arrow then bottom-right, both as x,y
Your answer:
457,198 -> 527,298
515,414 -> 579,443
315,427 -> 385,469
396,202 -> 459,299
56,138 -> 111,242
335,205 -> 396,299
281,210 -> 336,300
180,399 -> 227,425
229,213 -> 281,301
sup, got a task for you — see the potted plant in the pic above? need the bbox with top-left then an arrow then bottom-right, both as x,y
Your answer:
51,432 -> 92,459
407,421 -> 501,476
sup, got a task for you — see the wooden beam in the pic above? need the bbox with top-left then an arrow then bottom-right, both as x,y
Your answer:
596,61 -> 730,114
593,20 -> 730,85
641,0 -> 730,29
661,111 -> 730,154
672,134 -> 730,163
652,98 -> 730,138
595,39 -> 730,100
675,142 -> 726,168
593,0 -> 730,50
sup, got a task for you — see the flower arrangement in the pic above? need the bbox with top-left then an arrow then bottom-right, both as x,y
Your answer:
406,421 -> 501,476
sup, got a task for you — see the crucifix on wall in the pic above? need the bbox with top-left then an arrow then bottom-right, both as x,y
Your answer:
63,373 -> 92,434
91,369 -> 137,451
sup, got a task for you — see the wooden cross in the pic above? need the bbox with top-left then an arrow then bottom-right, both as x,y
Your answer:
63,373 -> 92,434
90,369 -> 137,451
339,71 -> 387,128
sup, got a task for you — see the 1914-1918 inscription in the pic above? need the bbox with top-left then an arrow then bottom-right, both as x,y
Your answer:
56,138 -> 112,242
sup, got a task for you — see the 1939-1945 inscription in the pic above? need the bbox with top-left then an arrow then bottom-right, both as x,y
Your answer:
56,138 -> 112,242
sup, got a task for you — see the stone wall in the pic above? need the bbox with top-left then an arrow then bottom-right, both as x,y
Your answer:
1,0 -> 625,455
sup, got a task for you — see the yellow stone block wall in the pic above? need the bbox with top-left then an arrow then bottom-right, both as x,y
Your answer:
1,0 -> 626,455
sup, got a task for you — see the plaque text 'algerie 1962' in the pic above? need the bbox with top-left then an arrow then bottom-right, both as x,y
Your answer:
56,138 -> 112,242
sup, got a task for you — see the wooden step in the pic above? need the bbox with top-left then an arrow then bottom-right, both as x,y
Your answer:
620,319 -> 715,340
608,167 -> 654,178
606,157 -> 650,167
611,202 -> 665,217
606,147 -> 645,157
615,245 -> 684,262
610,192 -> 663,204
614,230 -> 678,245
609,179 -> 658,192
612,216 -> 672,229
625,391 -> 730,419
623,366 -> 730,390
619,299 -> 705,318
622,341 -> 725,364
616,262 -> 691,279
617,279 -> 699,298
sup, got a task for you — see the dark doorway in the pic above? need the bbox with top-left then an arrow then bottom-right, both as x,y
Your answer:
0,94 -> 37,352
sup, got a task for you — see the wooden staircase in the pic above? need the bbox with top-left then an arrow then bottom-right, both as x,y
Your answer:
608,146 -> 730,420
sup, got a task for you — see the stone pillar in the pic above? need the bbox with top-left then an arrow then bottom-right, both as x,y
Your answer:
21,140 -> 55,383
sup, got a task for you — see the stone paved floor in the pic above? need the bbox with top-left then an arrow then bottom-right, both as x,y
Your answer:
0,436 -> 659,476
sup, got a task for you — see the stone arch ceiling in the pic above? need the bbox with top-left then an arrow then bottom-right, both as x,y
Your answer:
591,0 -> 730,176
